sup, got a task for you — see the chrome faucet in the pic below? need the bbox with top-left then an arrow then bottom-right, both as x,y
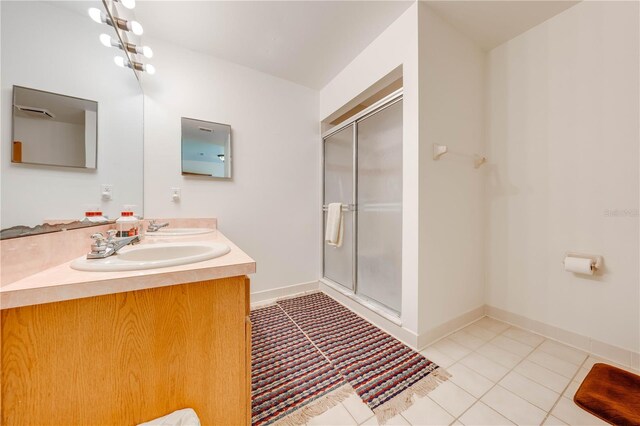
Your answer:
87,230 -> 139,259
147,220 -> 169,232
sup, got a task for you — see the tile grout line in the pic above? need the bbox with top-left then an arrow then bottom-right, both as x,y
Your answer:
539,355 -> 590,425
406,335 -> 475,424
451,324 -> 548,425
451,322 -> 593,426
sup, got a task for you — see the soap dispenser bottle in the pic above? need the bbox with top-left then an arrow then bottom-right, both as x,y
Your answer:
82,205 -> 107,223
116,207 -> 140,238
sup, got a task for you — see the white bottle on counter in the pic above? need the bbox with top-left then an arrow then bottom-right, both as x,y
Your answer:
116,208 -> 140,238
82,205 -> 108,223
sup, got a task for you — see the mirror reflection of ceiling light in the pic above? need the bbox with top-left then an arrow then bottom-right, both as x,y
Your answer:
92,5 -> 154,75
218,154 -> 225,162
100,34 -> 153,58
88,7 -> 107,24
114,56 -> 156,75
119,0 -> 136,10
88,7 -> 143,35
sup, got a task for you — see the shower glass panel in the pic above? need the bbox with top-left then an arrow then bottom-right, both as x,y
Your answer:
356,100 -> 402,313
323,124 -> 354,290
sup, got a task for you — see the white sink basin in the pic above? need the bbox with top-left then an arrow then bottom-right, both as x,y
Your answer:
146,227 -> 214,236
70,242 -> 230,272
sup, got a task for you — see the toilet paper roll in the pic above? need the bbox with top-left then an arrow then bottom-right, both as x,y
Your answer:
564,256 -> 594,275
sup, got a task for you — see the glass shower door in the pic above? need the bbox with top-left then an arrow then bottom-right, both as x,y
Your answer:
323,124 -> 355,291
356,100 -> 403,313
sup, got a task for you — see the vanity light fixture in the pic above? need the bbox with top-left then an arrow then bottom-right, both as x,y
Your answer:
118,0 -> 136,10
218,154 -> 225,162
88,7 -> 143,35
100,34 -> 153,58
114,56 -> 156,74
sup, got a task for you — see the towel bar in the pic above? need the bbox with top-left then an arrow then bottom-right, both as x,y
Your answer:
322,204 -> 355,212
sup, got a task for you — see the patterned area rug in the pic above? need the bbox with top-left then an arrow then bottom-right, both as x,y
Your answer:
251,305 -> 352,426
252,293 -> 449,425
277,293 -> 450,423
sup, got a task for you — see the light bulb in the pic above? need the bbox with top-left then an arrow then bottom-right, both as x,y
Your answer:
145,64 -> 156,75
99,33 -> 113,47
120,0 -> 136,9
88,7 -> 104,23
141,46 -> 153,58
129,21 -> 143,35
114,56 -> 127,68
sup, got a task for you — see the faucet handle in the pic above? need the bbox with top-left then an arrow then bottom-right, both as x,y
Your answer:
91,232 -> 105,242
90,233 -> 107,254
106,230 -> 117,240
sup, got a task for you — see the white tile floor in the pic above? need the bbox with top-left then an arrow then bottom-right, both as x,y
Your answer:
301,316 -> 639,426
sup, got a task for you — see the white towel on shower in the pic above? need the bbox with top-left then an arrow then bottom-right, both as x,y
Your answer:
325,203 -> 344,248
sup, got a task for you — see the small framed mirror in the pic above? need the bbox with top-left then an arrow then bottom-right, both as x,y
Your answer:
181,117 -> 231,179
12,86 -> 98,169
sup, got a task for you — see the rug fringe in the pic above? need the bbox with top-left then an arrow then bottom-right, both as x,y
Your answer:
373,368 -> 451,425
271,384 -> 354,426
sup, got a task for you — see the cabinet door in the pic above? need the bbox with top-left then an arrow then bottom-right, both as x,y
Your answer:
1,276 -> 250,425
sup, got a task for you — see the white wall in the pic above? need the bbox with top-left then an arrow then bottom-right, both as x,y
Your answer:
14,117 -> 86,167
319,3 -> 421,334
486,1 -> 639,353
142,38 -> 319,294
417,4 -> 487,344
0,1 -> 143,228
318,3 -> 486,341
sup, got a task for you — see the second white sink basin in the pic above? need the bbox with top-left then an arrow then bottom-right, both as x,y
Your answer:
70,242 -> 230,272
146,228 -> 214,236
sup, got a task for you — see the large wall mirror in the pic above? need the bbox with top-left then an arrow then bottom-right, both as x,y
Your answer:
181,118 -> 232,179
1,0 -> 144,237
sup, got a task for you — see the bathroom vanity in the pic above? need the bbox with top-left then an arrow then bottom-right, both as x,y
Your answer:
0,222 -> 255,425
1,2 -> 254,424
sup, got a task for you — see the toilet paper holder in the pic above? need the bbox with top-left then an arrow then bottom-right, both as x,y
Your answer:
563,252 -> 603,273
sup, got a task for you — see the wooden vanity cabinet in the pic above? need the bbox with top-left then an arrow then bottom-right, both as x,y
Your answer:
1,275 -> 252,426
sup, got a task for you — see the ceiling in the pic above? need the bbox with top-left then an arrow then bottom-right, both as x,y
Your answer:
182,120 -> 230,146
51,0 -> 103,17
425,1 -> 580,51
65,0 -> 581,89
14,87 -> 96,124
134,1 -> 413,89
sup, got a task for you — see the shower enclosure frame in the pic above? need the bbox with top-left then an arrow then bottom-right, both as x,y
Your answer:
321,88 -> 403,319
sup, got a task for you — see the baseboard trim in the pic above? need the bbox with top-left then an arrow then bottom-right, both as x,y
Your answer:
319,278 -> 402,326
486,305 -> 640,371
249,286 -> 640,370
416,305 -> 487,351
250,281 -> 319,307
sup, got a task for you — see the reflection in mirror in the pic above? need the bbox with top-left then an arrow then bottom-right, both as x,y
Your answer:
181,118 -> 232,179
13,86 -> 98,169
1,0 -> 144,237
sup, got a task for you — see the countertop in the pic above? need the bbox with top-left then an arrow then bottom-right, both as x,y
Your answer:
0,230 -> 256,310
